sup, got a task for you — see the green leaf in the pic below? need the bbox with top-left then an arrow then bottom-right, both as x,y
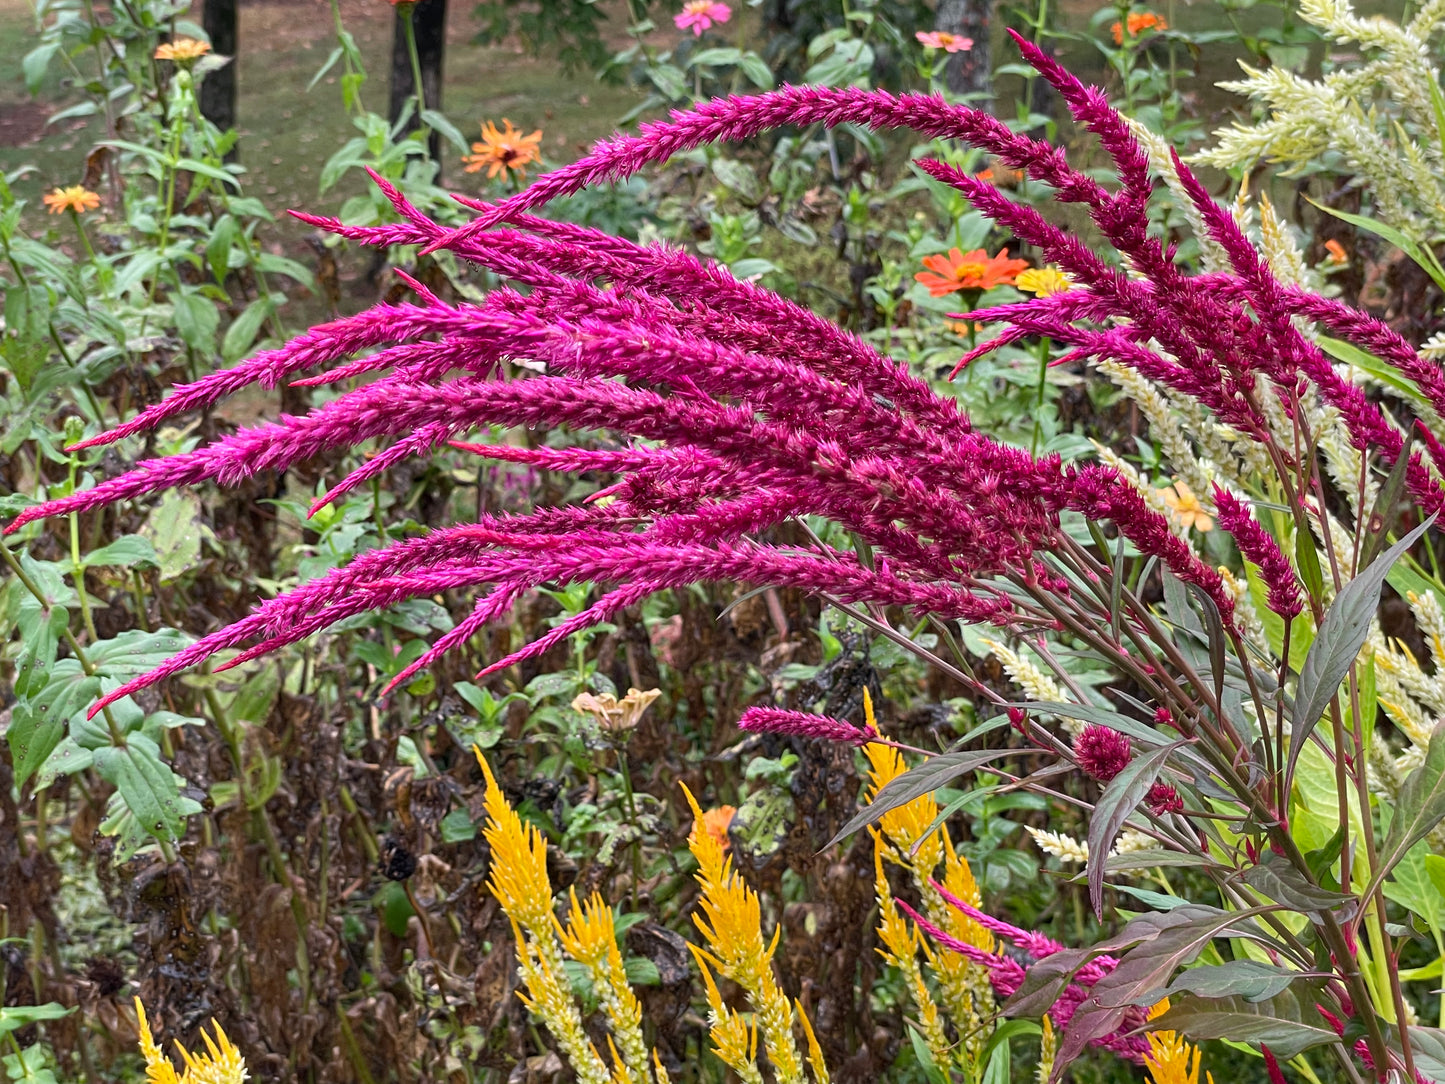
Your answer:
175,157 -> 241,189
439,807 -> 476,843
83,534 -> 158,570
1294,524 -> 1324,603
1318,335 -> 1426,408
222,296 -> 273,363
1399,1024 -> 1445,1082
1309,198 -> 1445,292
22,43 -> 59,95
88,628 -> 193,680
738,52 -> 774,88
141,491 -> 205,581
205,214 -> 237,285
826,748 -> 1011,847
906,1026 -> 951,1084
0,1003 -> 72,1036
1241,856 -> 1357,919
92,733 -> 200,842
174,290 -> 220,355
254,253 -> 317,291
1373,725 -> 1445,897
1384,842 -> 1445,931
15,602 -> 67,700
1289,517 -> 1433,785
308,46 -> 345,92
8,670 -> 101,786
1088,907 -> 1272,1010
711,157 -> 760,203
419,109 -> 470,155
1156,984 -> 1336,1057
1086,742 -> 1183,917
1160,960 -> 1300,1003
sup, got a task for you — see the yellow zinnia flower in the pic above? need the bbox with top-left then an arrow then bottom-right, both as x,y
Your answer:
1016,266 -> 1072,297
42,186 -> 101,215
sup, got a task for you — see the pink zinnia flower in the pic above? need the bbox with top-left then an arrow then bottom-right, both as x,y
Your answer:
916,30 -> 974,52
675,0 -> 730,36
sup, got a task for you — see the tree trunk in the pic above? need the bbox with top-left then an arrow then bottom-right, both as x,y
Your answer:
934,0 -> 991,101
199,0 -> 237,133
390,0 -> 448,168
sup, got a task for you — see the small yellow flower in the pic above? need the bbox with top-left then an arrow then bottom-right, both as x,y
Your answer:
1159,480 -> 1214,532
134,999 -> 247,1084
154,38 -> 211,61
462,118 -> 544,180
42,186 -> 100,215
1016,266 -> 1072,297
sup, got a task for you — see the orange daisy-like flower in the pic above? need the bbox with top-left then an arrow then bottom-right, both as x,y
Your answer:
1323,239 -> 1349,265
915,246 -> 1030,296
1111,12 -> 1166,44
1160,480 -> 1214,532
696,805 -> 736,852
462,119 -> 544,180
42,186 -> 101,214
154,38 -> 212,61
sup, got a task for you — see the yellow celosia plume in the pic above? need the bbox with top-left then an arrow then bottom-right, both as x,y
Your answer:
1145,1000 -> 1214,1084
478,750 -> 554,930
681,782 -> 822,1084
134,999 -> 247,1084
862,690 -> 942,873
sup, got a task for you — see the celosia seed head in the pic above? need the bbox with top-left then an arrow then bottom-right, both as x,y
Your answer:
1145,781 -> 1184,815
1074,724 -> 1132,782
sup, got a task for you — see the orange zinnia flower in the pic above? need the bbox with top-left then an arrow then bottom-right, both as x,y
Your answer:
915,247 -> 1030,296
696,805 -> 736,852
462,119 -> 544,180
1160,481 -> 1213,532
1111,12 -> 1166,44
154,37 -> 212,61
42,186 -> 101,214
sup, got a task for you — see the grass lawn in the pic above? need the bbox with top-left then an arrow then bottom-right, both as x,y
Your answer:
0,0 -> 647,302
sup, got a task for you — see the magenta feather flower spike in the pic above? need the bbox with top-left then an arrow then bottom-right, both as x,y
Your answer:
10,34 -> 1441,732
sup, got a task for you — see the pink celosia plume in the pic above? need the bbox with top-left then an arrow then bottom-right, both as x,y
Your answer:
7,35 -> 1436,728
736,707 -> 878,746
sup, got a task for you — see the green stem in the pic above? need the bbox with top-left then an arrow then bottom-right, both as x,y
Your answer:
140,96 -> 188,340
1029,334 -> 1051,454
401,9 -> 429,140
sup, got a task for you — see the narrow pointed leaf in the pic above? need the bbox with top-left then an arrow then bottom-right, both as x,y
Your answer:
826,747 -> 1011,847
1087,741 -> 1183,916
1288,516 -> 1433,786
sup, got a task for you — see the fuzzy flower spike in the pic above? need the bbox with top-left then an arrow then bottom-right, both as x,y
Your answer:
10,36 -> 1437,731
134,999 -> 247,1084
